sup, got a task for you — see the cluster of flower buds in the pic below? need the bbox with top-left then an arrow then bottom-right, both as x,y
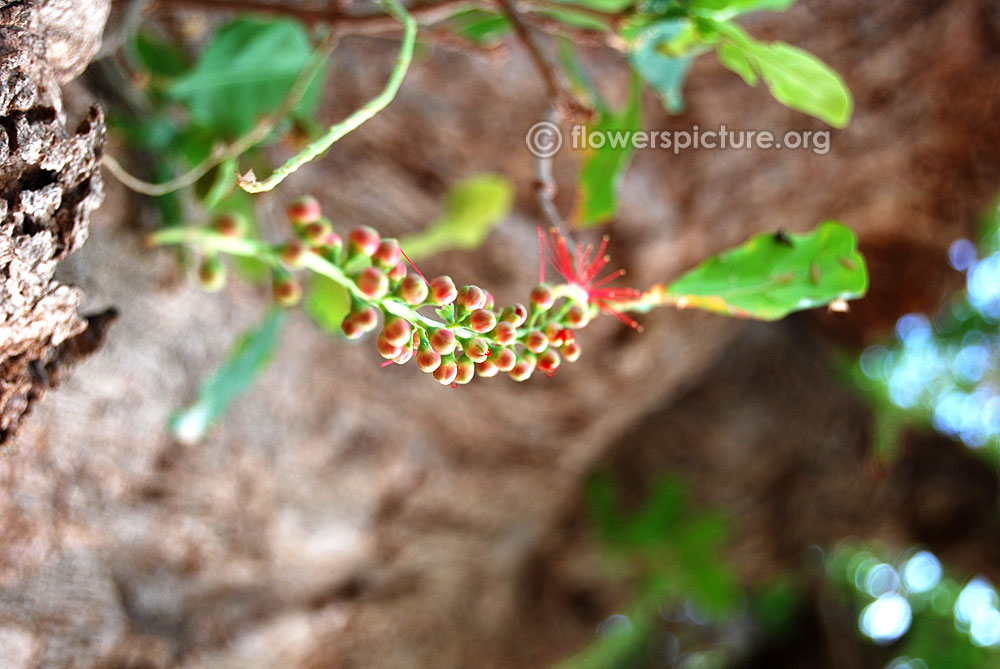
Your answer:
183,195 -> 643,386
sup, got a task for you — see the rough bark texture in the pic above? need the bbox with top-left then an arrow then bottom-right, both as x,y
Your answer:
3,0 -> 1000,667
0,0 -> 110,442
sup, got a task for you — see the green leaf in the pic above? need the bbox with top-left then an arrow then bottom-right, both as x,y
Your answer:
398,174 -> 514,260
690,0 -> 796,17
169,309 -> 285,444
305,275 -> 352,334
559,0 -> 636,12
575,75 -> 642,227
169,17 -> 313,136
629,19 -> 694,113
666,221 -> 868,320
537,7 -> 612,32
714,20 -> 852,127
449,9 -> 511,44
131,31 -> 189,77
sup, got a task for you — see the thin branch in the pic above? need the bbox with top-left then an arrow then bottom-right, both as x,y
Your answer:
496,0 -> 561,100
104,31 -> 339,197
533,109 -> 571,238
238,0 -> 417,193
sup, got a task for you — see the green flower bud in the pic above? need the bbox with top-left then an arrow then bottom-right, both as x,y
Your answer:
494,347 -> 517,372
348,225 -> 380,257
538,348 -> 561,376
454,355 -> 475,385
382,316 -> 412,347
198,256 -> 226,292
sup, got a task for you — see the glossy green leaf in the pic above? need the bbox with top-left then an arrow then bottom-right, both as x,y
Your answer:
629,19 -> 694,113
690,0 -> 796,16
449,9 -> 511,44
169,309 -> 285,444
305,275 -> 352,334
169,17 -> 314,136
398,174 -> 514,260
666,221 -> 868,320
575,75 -> 641,226
714,21 -> 852,127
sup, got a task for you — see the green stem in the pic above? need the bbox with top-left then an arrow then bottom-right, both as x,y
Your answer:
239,0 -> 417,193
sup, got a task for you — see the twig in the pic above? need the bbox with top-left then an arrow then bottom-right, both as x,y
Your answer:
238,0 -> 417,193
103,31 -> 339,197
533,109 -> 571,238
496,0 -> 561,100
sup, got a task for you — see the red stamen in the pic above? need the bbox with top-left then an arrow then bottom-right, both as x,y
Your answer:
400,246 -> 429,286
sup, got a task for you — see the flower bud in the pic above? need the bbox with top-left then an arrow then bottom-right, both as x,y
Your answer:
198,256 -> 225,292
416,345 -> 441,373
399,275 -> 428,305
476,359 -> 499,378
469,309 -> 497,334
278,239 -> 307,268
303,219 -> 333,246
483,292 -> 495,310
545,324 -> 573,347
212,212 -> 248,237
524,329 -> 548,354
382,316 -> 411,347
272,272 -> 302,307
463,337 -> 490,363
457,285 -> 487,311
454,355 -> 475,385
563,340 -> 581,362
530,283 -> 555,311
374,238 -> 402,268
493,320 -> 517,345
341,316 -> 363,340
355,266 -> 389,299
348,225 -> 380,257
429,328 -> 457,355
287,195 -> 322,224
393,346 -> 414,365
353,305 -> 379,332
430,276 -> 458,305
323,231 -> 344,256
433,356 -> 458,385
566,304 -> 589,329
501,303 -> 528,327
538,349 -> 561,376
509,352 -> 537,382
377,332 -> 402,360
494,347 -> 517,372
387,262 -> 407,282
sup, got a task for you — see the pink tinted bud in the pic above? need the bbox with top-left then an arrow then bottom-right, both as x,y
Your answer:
524,330 -> 548,354
303,219 -> 332,246
212,212 -> 247,237
457,285 -> 487,311
493,321 -> 517,345
538,349 -> 561,376
545,324 -> 573,347
278,239 -> 306,268
509,353 -> 537,382
469,309 -> 497,334
563,340 -> 582,362
341,316 -> 363,340
483,292 -> 495,310
476,359 -> 499,378
382,316 -> 411,347
430,276 -> 458,305
374,239 -> 402,268
377,333 -> 402,360
494,347 -> 517,372
287,195 -> 322,224
353,306 -> 379,332
416,346 -> 441,373
454,356 -> 475,385
399,275 -> 428,305
393,346 -> 414,365
355,267 -> 389,299
429,328 -> 457,355
273,275 -> 302,307
348,226 -> 380,256
501,303 -> 528,327
464,338 -> 490,363
530,284 -> 555,311
566,304 -> 588,328
388,262 -> 407,282
433,357 -> 458,385
198,256 -> 225,292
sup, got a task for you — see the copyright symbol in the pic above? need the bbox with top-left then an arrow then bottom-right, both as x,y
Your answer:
525,121 -> 563,158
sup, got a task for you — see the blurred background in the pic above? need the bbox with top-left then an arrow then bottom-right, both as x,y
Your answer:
3,0 -> 1000,666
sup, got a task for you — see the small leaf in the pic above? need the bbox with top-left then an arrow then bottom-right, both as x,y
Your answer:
169,309 -> 285,444
666,221 -> 868,320
629,19 -> 694,113
305,275 -> 352,334
398,174 -> 514,260
131,31 -> 189,77
449,9 -> 511,44
690,0 -> 796,16
575,75 -> 642,226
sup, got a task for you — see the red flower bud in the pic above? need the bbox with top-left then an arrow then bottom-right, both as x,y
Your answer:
566,304 -> 588,329
324,232 -> 343,255
348,225 -> 380,256
278,239 -> 307,268
530,283 -> 555,311
198,256 -> 225,292
429,328 -> 457,355
353,306 -> 379,332
563,340 -> 581,362
377,332 -> 402,360
464,337 -> 490,363
524,329 -> 548,354
545,324 -> 573,347
355,266 -> 389,299
341,316 -> 363,340
399,275 -> 428,305
272,273 -> 302,307
455,355 -> 475,385
483,292 -> 495,310
476,358 -> 499,378
538,348 -> 561,376
433,357 -> 458,385
393,346 -> 414,365
212,212 -> 248,237
388,262 -> 407,282
416,345 -> 441,373
374,238 -> 402,268
430,276 -> 458,305
494,347 -> 517,372
509,352 -> 537,382
303,219 -> 332,246
501,303 -> 528,327
457,285 -> 487,311
382,316 -> 411,347
287,195 -> 322,224
493,320 -> 517,345
469,309 -> 497,334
